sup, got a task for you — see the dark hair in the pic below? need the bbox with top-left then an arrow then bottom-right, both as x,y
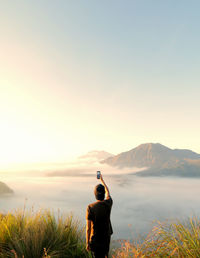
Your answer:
94,184 -> 105,201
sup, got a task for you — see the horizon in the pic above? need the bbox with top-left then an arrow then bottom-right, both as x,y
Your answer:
1,1 -> 200,168
1,141 -> 200,172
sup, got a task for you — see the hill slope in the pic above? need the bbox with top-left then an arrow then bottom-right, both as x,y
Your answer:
0,182 -> 14,195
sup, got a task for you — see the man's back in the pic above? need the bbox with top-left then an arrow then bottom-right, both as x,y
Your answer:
86,197 -> 113,244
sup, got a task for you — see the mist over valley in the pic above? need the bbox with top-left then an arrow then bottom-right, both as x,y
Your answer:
1,143 -> 200,239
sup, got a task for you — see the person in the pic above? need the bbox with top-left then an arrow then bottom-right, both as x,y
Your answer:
86,174 -> 113,258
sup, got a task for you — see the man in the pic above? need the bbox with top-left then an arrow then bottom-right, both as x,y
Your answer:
86,174 -> 113,258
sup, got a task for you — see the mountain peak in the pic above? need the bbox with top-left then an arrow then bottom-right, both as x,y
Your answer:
136,143 -> 171,151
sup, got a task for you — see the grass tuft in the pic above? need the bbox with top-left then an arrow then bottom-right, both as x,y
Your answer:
0,209 -> 89,258
113,217 -> 200,257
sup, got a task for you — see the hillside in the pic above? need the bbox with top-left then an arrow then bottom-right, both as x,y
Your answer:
0,181 -> 14,195
100,143 -> 200,177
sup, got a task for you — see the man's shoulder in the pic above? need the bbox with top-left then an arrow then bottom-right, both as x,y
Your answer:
88,197 -> 113,209
104,196 -> 113,206
88,201 -> 99,209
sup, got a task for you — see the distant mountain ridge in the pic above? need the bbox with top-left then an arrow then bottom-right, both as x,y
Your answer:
79,150 -> 114,161
100,143 -> 200,177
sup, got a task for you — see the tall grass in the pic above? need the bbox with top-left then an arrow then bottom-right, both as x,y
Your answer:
113,217 -> 200,257
1,209 -> 200,257
0,209 -> 90,258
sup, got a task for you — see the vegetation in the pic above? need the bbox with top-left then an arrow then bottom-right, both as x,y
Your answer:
113,217 -> 200,257
0,209 -> 90,258
0,209 -> 200,257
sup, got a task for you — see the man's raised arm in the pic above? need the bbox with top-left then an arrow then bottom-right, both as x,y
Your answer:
100,174 -> 111,199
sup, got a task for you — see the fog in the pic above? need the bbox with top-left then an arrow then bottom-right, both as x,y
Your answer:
1,165 -> 200,240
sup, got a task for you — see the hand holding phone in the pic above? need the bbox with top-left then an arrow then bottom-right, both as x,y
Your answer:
97,171 -> 101,179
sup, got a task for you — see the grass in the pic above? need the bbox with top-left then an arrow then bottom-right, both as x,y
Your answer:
0,209 -> 200,257
113,217 -> 200,257
0,208 -> 90,258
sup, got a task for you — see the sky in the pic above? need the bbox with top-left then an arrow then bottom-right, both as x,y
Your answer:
0,1 -> 200,167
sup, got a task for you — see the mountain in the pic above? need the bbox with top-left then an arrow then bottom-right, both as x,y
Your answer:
0,182 -> 14,195
78,150 -> 114,161
100,143 -> 200,177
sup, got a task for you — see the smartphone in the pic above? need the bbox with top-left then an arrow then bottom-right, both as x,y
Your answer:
97,171 -> 101,179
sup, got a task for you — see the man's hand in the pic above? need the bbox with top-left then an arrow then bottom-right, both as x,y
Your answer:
86,243 -> 90,251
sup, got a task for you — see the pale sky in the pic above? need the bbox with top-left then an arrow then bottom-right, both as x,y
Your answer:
0,1 -> 200,166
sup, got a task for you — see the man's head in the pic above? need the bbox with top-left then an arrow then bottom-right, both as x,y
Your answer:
94,184 -> 105,201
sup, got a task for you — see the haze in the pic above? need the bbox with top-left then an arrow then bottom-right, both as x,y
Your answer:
1,168 -> 200,239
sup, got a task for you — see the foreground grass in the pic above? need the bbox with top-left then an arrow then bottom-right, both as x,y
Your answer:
113,217 -> 200,257
0,210 -> 200,258
0,209 -> 90,258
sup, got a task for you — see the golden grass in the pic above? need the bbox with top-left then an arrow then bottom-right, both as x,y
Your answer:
0,209 -> 200,257
113,217 -> 200,257
0,209 -> 90,258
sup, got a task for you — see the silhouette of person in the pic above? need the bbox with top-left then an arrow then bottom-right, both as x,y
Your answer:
86,174 -> 113,258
